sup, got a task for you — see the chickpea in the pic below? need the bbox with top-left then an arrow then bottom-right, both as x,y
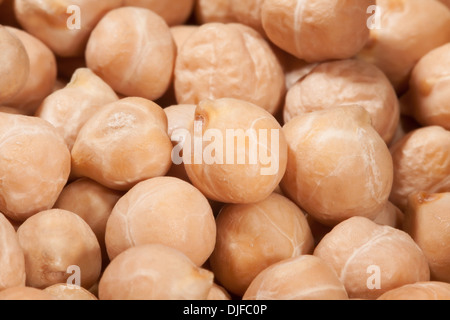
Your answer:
281,106 -> 393,226
403,192 -> 450,282
71,97 -> 173,191
314,217 -> 430,299
174,23 -> 285,115
243,255 -> 349,300
54,178 -> 122,267
358,0 -> 450,93
261,0 -> 374,63
183,98 -> 288,204
389,126 -> 450,210
0,113 -> 70,222
195,0 -> 236,24
0,25 -> 29,103
164,104 -> 196,182
2,27 -> 56,115
36,68 -> 119,150
210,193 -> 314,296
99,244 -> 214,300
207,284 -> 231,301
0,287 -> 54,300
1,0 -> 450,303
105,177 -> 216,266
377,282 -> 450,300
86,7 -> 176,101
44,284 -> 98,300
0,213 -> 25,291
122,0 -> 195,26
14,0 -> 122,57
401,44 -> 450,130
17,209 -> 102,289
284,59 -> 400,144
165,104 -> 196,143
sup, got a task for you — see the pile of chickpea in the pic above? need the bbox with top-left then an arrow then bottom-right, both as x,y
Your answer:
0,0 -> 450,301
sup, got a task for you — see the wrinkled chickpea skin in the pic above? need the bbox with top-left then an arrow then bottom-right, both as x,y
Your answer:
0,0 -> 450,302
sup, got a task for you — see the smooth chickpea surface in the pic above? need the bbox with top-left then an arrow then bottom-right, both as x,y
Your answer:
243,255 -> 349,300
183,98 -> 288,204
2,27 -> 56,115
401,44 -> 450,130
14,0 -> 122,57
262,0 -> 374,62
44,284 -> 98,300
314,217 -> 430,299
99,244 -> 214,300
105,177 -> 216,266
54,178 -> 122,266
71,97 -> 173,191
210,193 -> 314,296
358,0 -> 450,93
0,287 -> 54,300
403,192 -> 450,282
377,282 -> 450,300
0,113 -> 70,222
17,209 -> 102,289
0,213 -> 26,291
174,23 -> 285,115
283,59 -> 400,144
0,25 -> 29,103
36,68 -> 119,150
389,126 -> 450,210
281,106 -> 393,226
86,7 -> 176,101
122,0 -> 195,26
